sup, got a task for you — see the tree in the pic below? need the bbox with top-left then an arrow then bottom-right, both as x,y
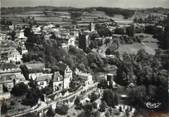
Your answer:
145,25 -> 155,34
75,96 -> 80,106
20,65 -> 29,80
55,104 -> 69,115
74,97 -> 82,110
105,110 -> 111,117
126,25 -> 134,37
46,107 -> 55,117
0,18 -> 12,25
22,88 -> 42,106
24,27 -> 33,38
70,11 -> 82,20
128,85 -> 146,108
87,52 -> 104,71
115,67 -> 129,86
155,70 -> 169,111
95,24 -> 111,37
156,14 -> 169,49
28,79 -> 38,89
102,89 -> 119,107
83,104 -> 93,116
3,84 -> 8,92
11,82 -> 28,96
8,30 -> 16,41
1,100 -> 8,114
114,28 -> 125,34
105,44 -> 118,55
99,101 -> 107,112
41,86 -> 53,95
89,92 -> 99,102
98,79 -> 108,89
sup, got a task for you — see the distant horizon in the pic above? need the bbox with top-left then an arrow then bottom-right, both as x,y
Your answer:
1,0 -> 169,8
1,5 -> 169,10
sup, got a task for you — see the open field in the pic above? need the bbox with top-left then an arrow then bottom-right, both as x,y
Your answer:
118,34 -> 158,55
118,42 -> 158,55
1,8 -> 133,25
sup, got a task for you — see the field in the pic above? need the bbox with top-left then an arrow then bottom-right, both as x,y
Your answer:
118,34 -> 158,55
1,9 -> 133,25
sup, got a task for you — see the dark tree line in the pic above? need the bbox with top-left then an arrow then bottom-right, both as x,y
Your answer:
95,7 -> 134,19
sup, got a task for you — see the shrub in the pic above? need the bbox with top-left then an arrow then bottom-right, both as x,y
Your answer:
55,104 -> 69,115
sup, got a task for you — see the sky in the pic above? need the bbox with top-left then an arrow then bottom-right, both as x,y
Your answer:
1,0 -> 169,8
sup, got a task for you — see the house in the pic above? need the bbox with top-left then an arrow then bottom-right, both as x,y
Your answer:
17,30 -> 27,40
0,33 -> 6,41
0,47 -> 22,64
35,73 -> 53,89
52,63 -> 73,89
0,63 -> 21,74
68,36 -> 76,47
25,62 -> 45,73
8,49 -> 22,63
89,22 -> 95,32
25,63 -> 53,89
75,69 -> 93,86
0,74 -> 28,101
0,81 -> 11,101
21,45 -> 28,55
0,74 -> 15,93
0,72 -> 26,93
32,26 -> 42,34
29,71 -> 53,89
53,71 -> 63,91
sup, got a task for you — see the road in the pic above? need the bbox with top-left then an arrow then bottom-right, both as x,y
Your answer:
10,83 -> 98,117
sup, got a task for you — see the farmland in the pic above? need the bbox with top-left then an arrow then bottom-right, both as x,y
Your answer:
118,34 -> 158,55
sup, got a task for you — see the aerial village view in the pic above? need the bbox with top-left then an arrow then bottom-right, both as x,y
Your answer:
0,0 -> 169,117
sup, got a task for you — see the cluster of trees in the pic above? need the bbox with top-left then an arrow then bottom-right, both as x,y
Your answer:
87,52 -> 105,72
10,81 -> 44,107
11,82 -> 28,96
67,46 -> 109,73
113,49 -> 168,111
21,16 -> 37,25
102,89 -> 119,108
24,26 -> 109,73
70,11 -> 82,20
55,104 -> 69,115
155,14 -> 169,50
7,30 -> 16,41
136,14 -> 169,50
134,15 -> 163,24
1,7 -> 41,15
114,25 -> 143,44
76,89 -> 119,117
114,25 -> 134,37
69,74 -> 82,92
70,11 -> 83,24
53,7 -> 135,19
143,14 -> 169,70
1,100 -> 8,114
67,46 -> 89,71
0,18 -> 12,25
95,24 -> 112,37
95,7 -> 134,19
